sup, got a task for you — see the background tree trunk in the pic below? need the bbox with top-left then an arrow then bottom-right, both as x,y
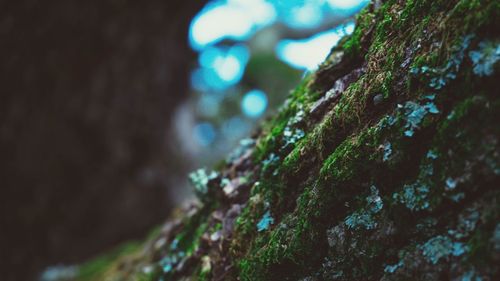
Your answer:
0,1 -> 204,280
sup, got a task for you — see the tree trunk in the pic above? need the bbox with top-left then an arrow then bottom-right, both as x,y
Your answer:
0,1 -> 205,280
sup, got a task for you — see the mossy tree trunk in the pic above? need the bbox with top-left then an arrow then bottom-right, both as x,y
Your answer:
69,0 -> 499,280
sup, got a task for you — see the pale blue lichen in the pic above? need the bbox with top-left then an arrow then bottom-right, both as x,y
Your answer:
484,153 -> 500,175
422,162 -> 434,176
257,210 -> 274,232
378,114 -> 398,130
420,235 -> 468,264
345,212 -> 376,230
445,177 -> 458,190
162,263 -> 173,273
415,217 -> 438,234
384,260 -> 403,273
425,102 -> 439,114
411,34 -> 474,90
367,185 -> 383,213
402,101 -> 427,137
226,138 -> 255,163
460,269 -> 483,281
263,152 -> 279,167
160,251 -> 185,273
469,40 -> 500,77
170,238 -> 179,250
321,258 -> 344,279
154,234 -> 199,277
393,182 -> 430,211
449,192 -> 465,202
401,100 -> 439,137
40,266 -> 78,281
288,107 -> 305,125
282,108 -> 306,150
262,153 -> 280,175
157,238 -> 187,274
383,141 -> 392,162
426,150 -> 438,160
444,176 -> 468,202
282,127 -> 305,148
424,94 -> 436,100
189,168 -> 218,196
345,186 -> 383,230
221,177 -> 231,188
448,210 -> 479,239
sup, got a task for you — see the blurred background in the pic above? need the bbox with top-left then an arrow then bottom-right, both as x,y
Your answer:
0,0 -> 367,280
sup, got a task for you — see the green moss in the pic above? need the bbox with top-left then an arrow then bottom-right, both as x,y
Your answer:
254,75 -> 315,162
449,0 -> 500,33
232,0 -> 499,278
77,242 -> 141,281
342,8 -> 374,57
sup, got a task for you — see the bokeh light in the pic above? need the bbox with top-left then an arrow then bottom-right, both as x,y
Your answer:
181,0 -> 369,165
241,89 -> 268,118
276,22 -> 355,70
189,0 -> 276,50
193,122 -> 216,146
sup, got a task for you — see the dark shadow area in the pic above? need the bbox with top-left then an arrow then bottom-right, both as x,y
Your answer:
0,1 -> 205,280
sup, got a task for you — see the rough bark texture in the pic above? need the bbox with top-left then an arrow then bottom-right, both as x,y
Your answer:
50,0 -> 499,280
0,1 -> 204,280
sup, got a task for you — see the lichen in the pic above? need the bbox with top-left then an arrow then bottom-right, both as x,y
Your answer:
400,99 -> 439,137
384,260 -> 403,274
281,107 -> 306,151
382,141 -> 392,162
410,34 -> 474,90
345,186 -> 383,230
420,235 -> 468,265
256,210 -> 274,232
469,39 -> 500,76
188,168 -> 218,198
226,138 -> 256,163
393,181 -> 430,211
